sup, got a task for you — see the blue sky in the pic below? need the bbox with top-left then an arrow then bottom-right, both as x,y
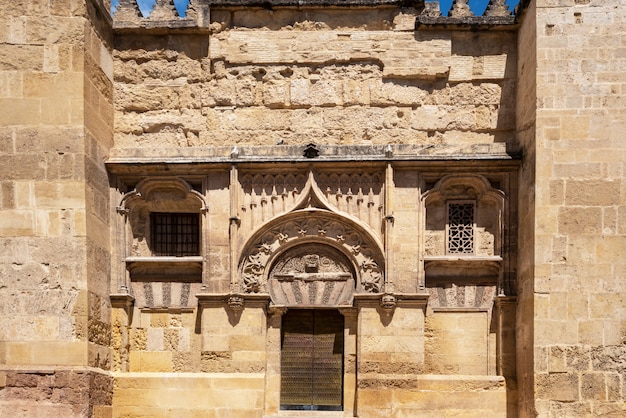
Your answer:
440,0 -> 520,16
112,0 -> 520,18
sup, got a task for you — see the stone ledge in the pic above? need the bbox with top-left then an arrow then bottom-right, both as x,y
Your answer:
106,143 -> 521,171
416,15 -> 516,31
358,373 -> 505,390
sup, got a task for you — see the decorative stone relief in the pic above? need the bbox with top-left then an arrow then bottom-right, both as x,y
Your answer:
239,212 -> 384,295
426,282 -> 496,309
423,175 -> 504,258
239,172 -> 307,232
268,245 -> 355,306
131,281 -> 202,309
316,171 -> 384,234
239,169 -> 384,236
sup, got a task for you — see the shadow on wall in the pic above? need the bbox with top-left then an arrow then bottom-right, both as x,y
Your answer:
110,0 -> 521,19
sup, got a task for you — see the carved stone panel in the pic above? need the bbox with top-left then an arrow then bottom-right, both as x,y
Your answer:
426,281 -> 496,309
269,245 -> 355,307
239,172 -> 308,234
316,171 -> 384,234
238,169 -> 384,238
130,281 -> 202,309
239,211 -> 384,295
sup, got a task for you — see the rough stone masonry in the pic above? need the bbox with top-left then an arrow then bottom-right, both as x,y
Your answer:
0,0 -> 625,417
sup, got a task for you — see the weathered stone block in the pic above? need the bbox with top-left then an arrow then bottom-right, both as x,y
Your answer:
128,351 -> 172,372
535,373 -> 579,402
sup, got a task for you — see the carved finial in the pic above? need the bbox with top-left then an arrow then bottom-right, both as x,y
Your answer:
113,0 -> 143,20
448,0 -> 474,18
303,143 -> 320,159
149,0 -> 178,20
484,0 -> 511,17
384,144 -> 393,158
422,2 -> 442,17
231,146 -> 239,158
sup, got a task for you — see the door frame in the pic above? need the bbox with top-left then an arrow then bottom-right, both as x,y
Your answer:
264,306 -> 357,417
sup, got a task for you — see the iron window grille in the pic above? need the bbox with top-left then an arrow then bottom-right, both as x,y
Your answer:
150,212 -> 200,256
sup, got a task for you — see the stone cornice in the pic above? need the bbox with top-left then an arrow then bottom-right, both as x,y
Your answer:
105,144 -> 522,176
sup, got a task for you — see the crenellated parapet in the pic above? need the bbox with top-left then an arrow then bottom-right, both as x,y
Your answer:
113,0 -> 210,31
111,0 -> 525,31
417,1 -> 518,29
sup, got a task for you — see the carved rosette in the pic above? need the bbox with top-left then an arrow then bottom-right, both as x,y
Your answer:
240,212 -> 384,296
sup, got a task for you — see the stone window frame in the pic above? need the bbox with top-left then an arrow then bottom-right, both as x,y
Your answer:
421,174 -> 507,294
113,177 -> 208,295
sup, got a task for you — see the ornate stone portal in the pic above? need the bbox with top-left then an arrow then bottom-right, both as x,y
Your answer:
237,169 -> 386,302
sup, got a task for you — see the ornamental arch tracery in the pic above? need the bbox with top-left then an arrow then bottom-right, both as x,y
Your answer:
236,169 -> 386,305
237,209 -> 385,302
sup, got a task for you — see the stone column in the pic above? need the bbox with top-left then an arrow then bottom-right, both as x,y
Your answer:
495,296 -> 517,412
110,294 -> 134,372
264,306 -> 287,415
339,307 -> 358,417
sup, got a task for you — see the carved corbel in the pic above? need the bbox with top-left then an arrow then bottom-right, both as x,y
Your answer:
267,305 -> 288,317
379,293 -> 397,313
227,293 -> 245,312
110,293 -> 135,320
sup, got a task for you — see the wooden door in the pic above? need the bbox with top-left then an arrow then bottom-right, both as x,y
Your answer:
280,309 -> 344,411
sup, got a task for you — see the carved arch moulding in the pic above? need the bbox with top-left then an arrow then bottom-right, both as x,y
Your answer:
238,210 -> 385,307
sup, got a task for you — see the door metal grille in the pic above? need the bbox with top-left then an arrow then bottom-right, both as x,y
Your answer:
280,309 -> 344,411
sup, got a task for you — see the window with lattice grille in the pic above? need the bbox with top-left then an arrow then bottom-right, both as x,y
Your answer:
150,212 -> 200,256
446,202 -> 475,254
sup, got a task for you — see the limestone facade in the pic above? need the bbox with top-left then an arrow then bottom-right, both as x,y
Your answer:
0,0 -> 624,417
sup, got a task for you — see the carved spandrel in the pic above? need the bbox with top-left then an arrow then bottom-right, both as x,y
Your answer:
239,170 -> 384,236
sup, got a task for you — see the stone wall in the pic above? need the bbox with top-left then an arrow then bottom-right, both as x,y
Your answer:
0,0 -> 115,415
356,374 -> 507,418
112,7 -> 517,153
515,0 -> 537,415
112,373 -> 265,417
532,0 -> 626,416
107,2 -> 521,417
